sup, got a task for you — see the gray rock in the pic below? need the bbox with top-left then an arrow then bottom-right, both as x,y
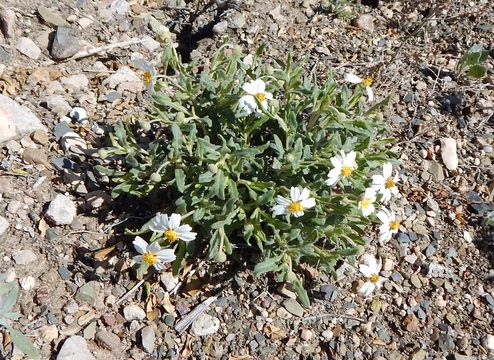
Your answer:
141,36 -> 160,53
44,94 -> 71,116
60,131 -> 88,154
110,0 -> 130,15
57,335 -> 95,360
16,37 -> 41,59
60,75 -> 89,92
83,321 -> 97,340
45,194 -> 77,225
75,281 -> 99,305
0,94 -> 46,143
0,216 -> 9,236
51,27 -> 80,60
123,304 -> 146,321
283,298 -> 304,317
96,330 -> 121,352
0,8 -> 16,38
54,121 -> 73,141
37,6 -> 69,27
191,313 -> 220,336
102,66 -> 143,93
12,250 -> 37,265
141,325 -> 156,353
213,21 -> 228,35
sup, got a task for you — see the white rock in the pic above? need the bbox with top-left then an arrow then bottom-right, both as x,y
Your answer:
69,107 -> 88,122
57,335 -> 96,360
20,276 -> 36,290
16,37 -> 41,59
0,94 -> 47,143
322,329 -> 334,341
0,216 -> 9,236
439,137 -> 458,170
484,334 -> 494,351
191,314 -> 220,336
160,272 -> 179,292
123,304 -> 146,321
102,66 -> 143,93
12,250 -> 37,265
60,131 -> 88,154
40,325 -> 59,342
142,36 -> 160,53
110,0 -> 130,15
60,74 -> 89,91
4,268 -> 16,282
44,94 -> 72,116
463,231 -> 473,243
45,194 -> 77,225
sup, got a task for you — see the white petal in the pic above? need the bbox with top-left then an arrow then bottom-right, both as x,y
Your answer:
366,86 -> 374,102
148,241 -> 162,254
345,73 -> 363,84
299,187 -> 311,201
326,169 -> 340,186
377,210 -> 390,224
359,264 -> 374,277
376,257 -> 382,272
375,277 -> 386,288
366,255 -> 378,272
265,92 -> 273,100
242,81 -> 258,95
149,214 -> 167,232
133,255 -> 143,263
168,213 -> 182,229
345,151 -> 357,166
178,231 -> 197,242
275,195 -> 291,206
382,163 -> 393,178
238,95 -> 258,115
290,187 -> 301,202
330,155 -> 342,169
272,205 -> 287,215
371,175 -> 385,187
292,210 -> 304,218
379,231 -> 391,243
253,79 -> 266,93
154,262 -> 165,270
380,190 -> 392,203
133,236 -> 148,254
301,197 -> 316,209
358,282 -> 375,297
156,249 -> 177,262
176,224 -> 192,234
133,57 -> 149,70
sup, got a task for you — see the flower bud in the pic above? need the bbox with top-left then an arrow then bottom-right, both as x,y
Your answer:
175,112 -> 185,123
140,120 -> 151,132
212,250 -> 227,262
232,45 -> 243,56
208,163 -> 218,174
150,172 -> 161,182
286,153 -> 295,163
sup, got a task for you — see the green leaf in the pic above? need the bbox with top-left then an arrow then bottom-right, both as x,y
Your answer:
212,169 -> 226,200
172,241 -> 186,276
292,278 -> 310,306
8,328 -> 40,360
175,168 -> 186,192
468,64 -> 487,79
1,282 -> 18,312
253,254 -> 283,276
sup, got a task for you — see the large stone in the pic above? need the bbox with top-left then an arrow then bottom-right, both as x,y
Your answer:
56,335 -> 95,360
16,37 -> 41,59
0,216 -> 9,236
140,325 -> 155,353
123,304 -> 146,321
51,27 -> 80,60
0,94 -> 46,143
37,6 -> 69,27
191,314 -> 220,336
45,194 -> 77,225
75,281 -> 100,306
0,8 -> 16,38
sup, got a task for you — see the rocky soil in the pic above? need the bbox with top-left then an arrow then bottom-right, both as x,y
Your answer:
0,0 -> 493,359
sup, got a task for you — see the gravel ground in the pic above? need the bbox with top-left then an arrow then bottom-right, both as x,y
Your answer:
0,0 -> 493,359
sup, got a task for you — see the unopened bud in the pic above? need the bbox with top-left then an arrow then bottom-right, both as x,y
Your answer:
150,172 -> 161,182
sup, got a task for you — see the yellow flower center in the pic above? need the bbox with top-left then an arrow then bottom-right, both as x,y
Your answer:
385,177 -> 395,189
165,229 -> 179,242
360,197 -> 371,209
143,71 -> 152,85
370,273 -> 379,283
255,92 -> 266,102
142,252 -> 157,266
340,165 -> 352,177
288,201 -> 304,214
390,220 -> 400,231
362,77 -> 373,87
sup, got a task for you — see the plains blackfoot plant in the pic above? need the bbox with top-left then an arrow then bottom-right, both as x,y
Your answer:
97,44 -> 398,304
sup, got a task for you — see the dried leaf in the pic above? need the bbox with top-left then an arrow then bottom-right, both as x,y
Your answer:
38,218 -> 48,237
162,292 -> 175,313
94,245 -> 115,260
264,324 -> 286,340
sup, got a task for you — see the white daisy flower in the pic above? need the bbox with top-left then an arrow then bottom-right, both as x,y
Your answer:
273,186 -> 316,218
133,236 -> 176,271
149,213 -> 197,243
371,162 -> 400,203
358,255 -> 386,297
377,208 -> 400,243
238,79 -> 273,115
326,150 -> 358,186
358,188 -> 377,216
345,73 -> 374,102
133,57 -> 157,96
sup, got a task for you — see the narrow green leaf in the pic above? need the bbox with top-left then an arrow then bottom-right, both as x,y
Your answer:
9,328 -> 40,360
468,64 -> 487,79
253,254 -> 283,276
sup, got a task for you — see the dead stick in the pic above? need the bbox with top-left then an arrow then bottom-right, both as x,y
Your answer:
115,271 -> 154,306
175,295 -> 218,334
302,313 -> 364,324
42,38 -> 146,65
